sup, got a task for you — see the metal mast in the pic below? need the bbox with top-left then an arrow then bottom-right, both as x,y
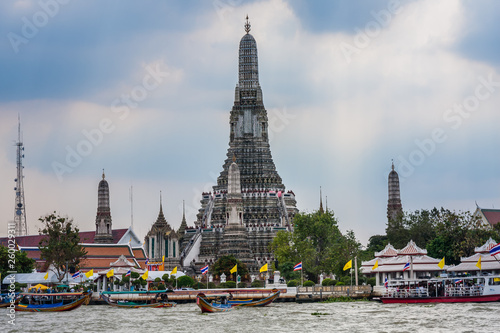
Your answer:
14,115 -> 28,236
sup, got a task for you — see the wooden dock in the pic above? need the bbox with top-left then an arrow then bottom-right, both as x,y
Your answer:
90,285 -> 372,304
296,285 -> 372,302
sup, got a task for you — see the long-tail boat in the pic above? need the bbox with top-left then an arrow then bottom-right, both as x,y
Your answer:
100,293 -> 176,308
0,293 -> 20,308
196,289 -> 281,313
228,288 -> 280,307
15,292 -> 91,312
196,293 -> 233,313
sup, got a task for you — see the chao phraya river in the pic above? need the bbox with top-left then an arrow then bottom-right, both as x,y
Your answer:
4,301 -> 500,333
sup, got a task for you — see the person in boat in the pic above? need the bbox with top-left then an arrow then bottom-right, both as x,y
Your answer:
228,292 -> 233,300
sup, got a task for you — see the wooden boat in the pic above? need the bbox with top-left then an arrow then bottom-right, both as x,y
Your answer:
100,293 -> 176,308
0,293 -> 20,308
228,288 -> 281,307
15,292 -> 91,312
196,289 -> 281,313
379,275 -> 500,304
196,293 -> 233,313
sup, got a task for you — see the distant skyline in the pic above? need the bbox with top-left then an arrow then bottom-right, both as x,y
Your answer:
1,0 -> 499,245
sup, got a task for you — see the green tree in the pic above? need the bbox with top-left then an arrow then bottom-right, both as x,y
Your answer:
212,255 -> 248,278
177,275 -> 195,288
0,245 -> 35,278
38,212 -> 87,282
278,261 -> 300,281
386,212 -> 410,249
360,235 -> 388,261
270,210 -> 360,282
427,208 -> 499,265
386,207 -> 500,266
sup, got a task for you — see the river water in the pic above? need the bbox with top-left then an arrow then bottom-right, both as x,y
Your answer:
4,301 -> 500,333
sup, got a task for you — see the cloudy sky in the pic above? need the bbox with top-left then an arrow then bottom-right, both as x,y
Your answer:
1,0 -> 499,246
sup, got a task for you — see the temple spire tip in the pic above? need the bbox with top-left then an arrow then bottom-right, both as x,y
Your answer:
244,15 -> 251,34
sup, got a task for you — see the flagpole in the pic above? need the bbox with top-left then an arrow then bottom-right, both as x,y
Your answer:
301,262 -> 303,287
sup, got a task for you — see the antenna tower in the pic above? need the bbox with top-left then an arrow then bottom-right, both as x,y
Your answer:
14,116 -> 28,236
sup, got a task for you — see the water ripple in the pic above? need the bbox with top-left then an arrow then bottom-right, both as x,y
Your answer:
3,301 -> 500,333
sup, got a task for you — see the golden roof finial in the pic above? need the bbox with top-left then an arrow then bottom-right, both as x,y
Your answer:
244,15 -> 251,34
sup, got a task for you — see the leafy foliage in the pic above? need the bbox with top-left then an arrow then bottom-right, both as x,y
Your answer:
212,255 -> 248,278
250,280 -> 264,288
223,281 -> 237,288
270,210 -> 361,282
38,212 -> 87,282
386,207 -> 500,265
177,275 -> 195,288
0,245 -> 35,278
322,278 -> 332,286
194,282 -> 206,289
360,235 -> 388,261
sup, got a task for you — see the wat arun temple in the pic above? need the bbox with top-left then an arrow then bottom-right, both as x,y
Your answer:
176,18 -> 299,274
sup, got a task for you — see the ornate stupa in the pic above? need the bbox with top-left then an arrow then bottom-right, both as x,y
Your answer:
94,171 -> 114,244
190,17 -> 298,273
387,161 -> 403,221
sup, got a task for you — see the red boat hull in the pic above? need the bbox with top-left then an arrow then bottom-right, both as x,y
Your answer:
380,294 -> 500,304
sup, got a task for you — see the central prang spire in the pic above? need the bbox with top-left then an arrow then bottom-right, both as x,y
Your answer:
193,17 -> 298,274
238,16 -> 260,91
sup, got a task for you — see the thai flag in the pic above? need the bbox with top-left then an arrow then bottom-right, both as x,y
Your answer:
72,271 -> 81,278
201,265 -> 209,275
490,243 -> 500,256
145,258 -> 149,265
384,277 -> 388,288
293,262 -> 302,271
403,262 -> 410,271
125,270 -> 131,277
454,279 -> 463,284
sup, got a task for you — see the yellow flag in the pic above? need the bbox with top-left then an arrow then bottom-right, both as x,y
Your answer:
343,260 -> 352,271
230,264 -> 237,274
106,269 -> 114,278
438,257 -> 445,269
260,263 -> 268,273
142,270 -> 148,280
85,269 -> 94,278
476,256 -> 482,270
44,272 -> 49,280
162,255 -> 165,262
171,266 -> 177,275
372,260 -> 378,270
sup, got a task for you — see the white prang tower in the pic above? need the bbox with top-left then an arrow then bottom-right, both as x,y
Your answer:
14,116 -> 28,236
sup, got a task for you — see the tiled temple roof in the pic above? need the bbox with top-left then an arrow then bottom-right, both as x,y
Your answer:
374,243 -> 398,257
398,240 -> 427,256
